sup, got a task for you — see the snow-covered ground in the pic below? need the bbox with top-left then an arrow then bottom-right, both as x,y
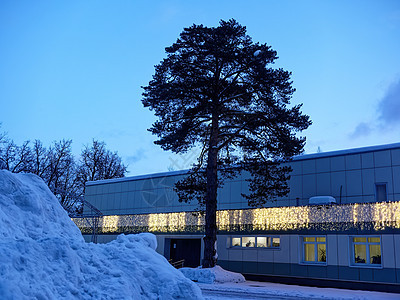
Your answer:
180,266 -> 399,299
199,280 -> 400,300
0,170 -> 202,299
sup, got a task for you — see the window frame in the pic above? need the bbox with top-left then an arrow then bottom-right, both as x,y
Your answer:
350,236 -> 382,268
375,182 -> 388,202
229,236 -> 280,249
300,235 -> 327,265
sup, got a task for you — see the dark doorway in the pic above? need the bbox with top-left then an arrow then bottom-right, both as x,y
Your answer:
170,238 -> 201,268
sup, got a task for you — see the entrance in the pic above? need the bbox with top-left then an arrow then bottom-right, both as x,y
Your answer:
170,238 -> 201,268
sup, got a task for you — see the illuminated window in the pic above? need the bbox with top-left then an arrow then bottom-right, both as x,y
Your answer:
230,236 -> 280,248
351,236 -> 381,266
301,236 -> 326,264
257,237 -> 267,247
242,237 -> 255,247
232,237 -> 241,247
272,237 -> 280,247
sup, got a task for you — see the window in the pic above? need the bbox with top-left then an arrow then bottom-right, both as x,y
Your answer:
301,236 -> 326,264
351,236 -> 381,266
375,183 -> 387,202
242,237 -> 255,247
256,237 -> 267,247
232,237 -> 241,247
230,236 -> 280,249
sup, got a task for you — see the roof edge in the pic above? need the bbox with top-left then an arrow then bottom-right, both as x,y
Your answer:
86,142 -> 400,186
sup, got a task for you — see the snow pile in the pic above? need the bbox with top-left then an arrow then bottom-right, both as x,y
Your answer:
180,265 -> 245,284
0,170 -> 202,299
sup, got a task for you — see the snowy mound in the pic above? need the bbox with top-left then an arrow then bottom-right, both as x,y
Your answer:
0,170 -> 202,299
180,265 -> 245,284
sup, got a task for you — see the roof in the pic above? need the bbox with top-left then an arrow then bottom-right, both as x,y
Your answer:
86,142 -> 400,186
292,142 -> 400,161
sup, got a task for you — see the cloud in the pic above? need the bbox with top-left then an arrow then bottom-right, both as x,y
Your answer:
126,149 -> 147,164
377,78 -> 400,127
349,77 -> 400,139
350,122 -> 373,138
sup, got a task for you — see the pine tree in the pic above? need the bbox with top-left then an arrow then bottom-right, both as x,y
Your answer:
142,19 -> 311,268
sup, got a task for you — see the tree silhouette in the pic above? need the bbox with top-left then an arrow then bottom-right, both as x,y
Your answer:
143,19 -> 311,267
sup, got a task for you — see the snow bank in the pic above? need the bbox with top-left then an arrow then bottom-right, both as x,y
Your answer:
180,265 -> 245,284
0,170 -> 202,299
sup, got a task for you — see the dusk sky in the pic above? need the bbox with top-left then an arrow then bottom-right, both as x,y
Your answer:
1,0 -> 399,175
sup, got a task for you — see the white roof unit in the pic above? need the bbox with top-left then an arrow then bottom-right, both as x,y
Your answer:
309,196 -> 337,205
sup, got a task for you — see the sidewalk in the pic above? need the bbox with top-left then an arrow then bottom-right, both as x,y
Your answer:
198,280 -> 400,300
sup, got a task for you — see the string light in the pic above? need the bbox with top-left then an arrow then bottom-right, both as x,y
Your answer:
72,201 -> 400,234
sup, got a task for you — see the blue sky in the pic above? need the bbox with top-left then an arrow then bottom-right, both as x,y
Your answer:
1,0 -> 399,175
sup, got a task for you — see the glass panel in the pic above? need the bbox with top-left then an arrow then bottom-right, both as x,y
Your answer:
354,244 -> 367,263
304,243 -> 315,261
257,237 -> 267,247
376,184 -> 387,202
272,237 -> 280,247
369,244 -> 382,264
242,237 -> 255,247
267,237 -> 271,247
304,237 -> 315,242
316,237 -> 326,242
317,244 -> 326,262
368,237 -> 380,243
232,238 -> 241,247
353,237 -> 367,243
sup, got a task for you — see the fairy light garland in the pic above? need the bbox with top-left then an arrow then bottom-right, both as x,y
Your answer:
73,201 -> 400,234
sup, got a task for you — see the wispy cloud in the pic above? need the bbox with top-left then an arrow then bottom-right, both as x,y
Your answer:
350,77 -> 400,138
126,148 -> 146,164
350,122 -> 372,138
377,78 -> 400,128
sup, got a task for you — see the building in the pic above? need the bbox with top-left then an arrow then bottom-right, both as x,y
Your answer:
74,143 -> 400,291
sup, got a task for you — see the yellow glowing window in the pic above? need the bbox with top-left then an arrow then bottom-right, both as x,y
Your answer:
257,237 -> 267,247
353,237 -> 366,243
352,236 -> 381,266
304,237 -> 315,242
302,236 -> 326,264
232,238 -> 241,247
272,237 -> 280,247
231,236 -> 280,248
242,237 -> 255,247
368,237 -> 380,243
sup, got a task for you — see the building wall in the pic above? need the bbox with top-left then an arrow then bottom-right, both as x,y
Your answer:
85,144 -> 400,215
85,232 -> 400,284
216,233 -> 400,284
81,143 -> 400,286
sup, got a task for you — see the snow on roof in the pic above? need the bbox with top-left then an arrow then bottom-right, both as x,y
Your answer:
0,170 -> 202,299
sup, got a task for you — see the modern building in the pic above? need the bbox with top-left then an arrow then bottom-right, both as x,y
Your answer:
74,143 -> 400,291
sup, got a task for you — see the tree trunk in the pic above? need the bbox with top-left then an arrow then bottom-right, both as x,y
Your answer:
202,113 -> 219,268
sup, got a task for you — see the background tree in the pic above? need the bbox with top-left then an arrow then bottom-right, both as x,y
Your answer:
45,140 -> 79,210
0,129 -> 127,214
142,19 -> 311,267
1,140 -> 32,173
76,140 -> 127,194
